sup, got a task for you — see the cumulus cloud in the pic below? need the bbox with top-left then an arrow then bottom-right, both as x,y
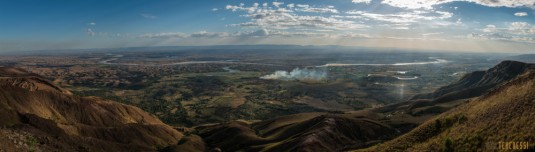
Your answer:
190,31 -> 229,38
352,0 -> 373,4
236,29 -> 270,37
138,29 -> 369,40
273,2 -> 284,8
508,22 -> 535,35
295,5 -> 339,13
260,68 -> 327,81
482,24 -> 497,32
379,0 -> 535,10
86,28 -> 95,36
225,3 -> 366,30
469,23 -> 535,43
467,32 -> 535,43
138,31 -> 232,39
344,10 -> 453,23
287,3 -> 295,8
514,12 -> 528,16
138,32 -> 188,38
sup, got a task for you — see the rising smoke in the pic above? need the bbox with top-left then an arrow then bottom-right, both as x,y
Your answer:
260,68 -> 327,81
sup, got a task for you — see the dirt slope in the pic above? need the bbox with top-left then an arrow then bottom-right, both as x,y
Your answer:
0,67 -> 202,151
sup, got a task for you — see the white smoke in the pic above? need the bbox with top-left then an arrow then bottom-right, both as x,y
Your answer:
260,68 -> 327,81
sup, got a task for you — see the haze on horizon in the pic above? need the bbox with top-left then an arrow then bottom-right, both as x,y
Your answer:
1,0 -> 535,53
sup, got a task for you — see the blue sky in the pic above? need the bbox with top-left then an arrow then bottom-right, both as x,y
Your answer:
1,0 -> 535,52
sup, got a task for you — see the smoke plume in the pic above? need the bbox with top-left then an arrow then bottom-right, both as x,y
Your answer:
260,68 -> 327,81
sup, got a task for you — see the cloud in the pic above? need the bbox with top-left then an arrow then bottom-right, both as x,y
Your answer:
470,23 -> 535,43
344,10 -> 453,23
225,3 -> 366,30
141,13 -> 157,19
236,29 -> 270,37
508,22 -> 535,35
287,3 -> 295,8
212,8 -> 219,11
190,31 -> 229,38
138,29 -> 370,40
467,32 -> 535,43
482,24 -> 497,32
379,0 -> 535,10
88,22 -> 96,26
421,32 -> 443,36
86,28 -> 95,36
514,12 -> 528,16
295,5 -> 339,13
352,0 -> 372,4
138,32 -> 188,38
273,2 -> 284,8
138,31 -> 230,39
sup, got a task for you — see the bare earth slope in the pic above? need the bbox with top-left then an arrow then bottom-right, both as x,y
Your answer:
196,111 -> 398,152
0,67 -> 203,151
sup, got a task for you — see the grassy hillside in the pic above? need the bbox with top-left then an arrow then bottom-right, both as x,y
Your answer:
360,69 -> 535,151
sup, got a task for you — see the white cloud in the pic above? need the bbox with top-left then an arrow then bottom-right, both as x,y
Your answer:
287,3 -> 295,8
467,32 -> 535,43
236,29 -> 270,37
296,4 -> 309,8
273,2 -> 284,8
295,5 -> 339,13
86,28 -> 95,36
190,31 -> 229,38
470,23 -> 535,43
212,8 -> 219,11
514,12 -> 528,16
509,22 -> 535,35
88,22 -> 96,26
482,24 -> 497,32
352,0 -> 372,4
138,32 -> 188,38
141,13 -> 157,19
138,29 -> 370,40
225,3 -> 366,30
421,32 -> 443,36
379,0 -> 535,10
345,10 -> 453,23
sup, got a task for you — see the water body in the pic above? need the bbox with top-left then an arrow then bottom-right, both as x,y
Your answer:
98,54 -> 280,66
393,76 -> 419,80
317,59 -> 449,67
367,74 -> 419,80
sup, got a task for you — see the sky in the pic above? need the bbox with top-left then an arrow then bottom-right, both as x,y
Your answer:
1,0 -> 535,53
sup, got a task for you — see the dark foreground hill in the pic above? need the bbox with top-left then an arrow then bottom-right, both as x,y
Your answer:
0,67 -> 204,151
360,63 -> 535,151
196,111 -> 398,152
